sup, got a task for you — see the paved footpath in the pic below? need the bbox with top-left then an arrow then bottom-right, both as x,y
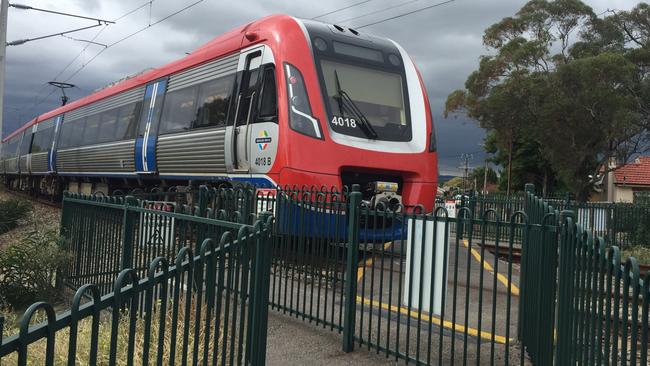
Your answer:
266,311 -> 397,365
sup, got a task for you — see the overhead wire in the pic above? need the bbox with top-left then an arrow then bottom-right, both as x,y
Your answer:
63,0 -> 205,83
354,0 -> 455,29
21,1 -> 157,117
310,0 -> 375,20
17,0 -> 203,118
337,0 -> 426,25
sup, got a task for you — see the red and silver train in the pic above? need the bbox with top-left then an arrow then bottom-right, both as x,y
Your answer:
1,15 -> 438,210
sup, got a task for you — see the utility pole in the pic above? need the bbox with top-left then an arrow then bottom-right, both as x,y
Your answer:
0,0 -> 9,141
460,153 -> 473,193
482,160 -> 487,194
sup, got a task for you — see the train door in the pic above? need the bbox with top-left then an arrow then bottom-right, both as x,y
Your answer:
48,116 -> 62,173
247,64 -> 278,176
135,79 -> 167,174
230,49 -> 263,172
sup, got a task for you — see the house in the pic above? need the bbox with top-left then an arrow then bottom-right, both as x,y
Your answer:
605,157 -> 650,202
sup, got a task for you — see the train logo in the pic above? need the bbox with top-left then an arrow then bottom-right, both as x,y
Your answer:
255,130 -> 272,151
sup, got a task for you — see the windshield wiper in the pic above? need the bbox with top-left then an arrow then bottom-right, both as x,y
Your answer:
334,70 -> 378,139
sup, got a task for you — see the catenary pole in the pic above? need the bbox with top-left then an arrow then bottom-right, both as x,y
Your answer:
0,0 -> 8,141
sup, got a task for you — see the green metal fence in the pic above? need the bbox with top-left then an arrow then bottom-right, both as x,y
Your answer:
3,183 -> 648,365
268,187 -> 350,331
519,186 -> 559,366
555,215 -> 650,365
264,186 -> 530,364
0,206 -> 273,365
60,187 -> 254,294
266,184 -> 649,365
458,193 -> 650,249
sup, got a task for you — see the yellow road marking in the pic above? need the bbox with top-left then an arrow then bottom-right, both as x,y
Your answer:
357,241 -> 393,282
355,240 -> 512,345
462,239 -> 520,296
356,295 -> 511,344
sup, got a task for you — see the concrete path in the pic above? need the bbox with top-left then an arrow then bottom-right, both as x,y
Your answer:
266,311 -> 397,365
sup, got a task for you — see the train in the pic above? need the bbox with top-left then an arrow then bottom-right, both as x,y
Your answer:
0,14 -> 438,211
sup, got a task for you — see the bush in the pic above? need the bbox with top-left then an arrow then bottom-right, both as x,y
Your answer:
630,207 -> 650,248
0,230 -> 71,309
0,198 -> 32,234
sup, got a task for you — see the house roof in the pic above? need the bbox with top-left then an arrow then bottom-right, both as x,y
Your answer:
614,157 -> 650,186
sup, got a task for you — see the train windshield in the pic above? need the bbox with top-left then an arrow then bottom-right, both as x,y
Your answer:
319,60 -> 410,141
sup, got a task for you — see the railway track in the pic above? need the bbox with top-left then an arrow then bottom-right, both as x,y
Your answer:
2,189 -> 61,209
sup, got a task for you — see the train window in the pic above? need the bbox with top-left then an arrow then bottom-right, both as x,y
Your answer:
82,114 -> 101,146
58,124 -> 69,148
193,75 -> 234,129
59,121 -> 74,148
119,101 -> 142,139
18,131 -> 32,155
235,55 -> 261,127
159,86 -> 199,134
98,109 -> 119,143
66,118 -> 86,148
257,67 -> 277,120
5,139 -> 18,157
31,125 -> 55,153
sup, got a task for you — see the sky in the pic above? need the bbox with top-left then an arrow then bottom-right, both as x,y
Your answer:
1,0 -> 642,175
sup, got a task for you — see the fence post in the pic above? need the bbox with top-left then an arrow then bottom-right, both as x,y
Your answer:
342,185 -> 361,353
524,183 -> 535,195
249,212 -> 273,366
56,192 -> 71,290
555,210 -> 575,365
120,196 -> 138,271
196,186 -> 209,250
198,185 -> 208,217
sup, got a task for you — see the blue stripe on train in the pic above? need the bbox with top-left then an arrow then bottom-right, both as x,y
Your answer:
135,137 -> 144,171
275,198 -> 406,242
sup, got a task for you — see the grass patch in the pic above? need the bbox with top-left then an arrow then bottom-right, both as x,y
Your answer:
1,295 -> 228,365
621,245 -> 650,266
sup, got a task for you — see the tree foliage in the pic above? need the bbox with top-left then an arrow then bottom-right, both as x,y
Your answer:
446,0 -> 650,200
469,165 -> 498,191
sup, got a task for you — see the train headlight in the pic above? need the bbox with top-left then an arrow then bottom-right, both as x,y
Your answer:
284,63 -> 323,139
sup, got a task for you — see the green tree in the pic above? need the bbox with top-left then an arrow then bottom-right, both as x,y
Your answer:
469,165 -> 498,192
443,176 -> 465,191
445,0 -> 649,200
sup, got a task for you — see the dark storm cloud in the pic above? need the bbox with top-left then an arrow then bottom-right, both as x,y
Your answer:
2,0 -> 639,173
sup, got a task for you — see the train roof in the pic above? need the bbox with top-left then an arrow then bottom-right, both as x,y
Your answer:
3,13 -> 296,143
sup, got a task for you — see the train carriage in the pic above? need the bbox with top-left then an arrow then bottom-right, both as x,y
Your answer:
1,14 -> 438,210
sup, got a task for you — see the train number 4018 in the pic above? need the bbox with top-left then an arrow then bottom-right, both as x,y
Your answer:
254,157 -> 272,166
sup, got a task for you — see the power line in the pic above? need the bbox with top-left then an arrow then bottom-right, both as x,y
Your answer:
8,3 -> 114,24
354,0 -> 455,29
21,1 -> 155,117
311,0 -> 375,20
337,0 -> 426,24
114,1 -> 153,22
16,0 -> 200,118
63,0 -> 205,83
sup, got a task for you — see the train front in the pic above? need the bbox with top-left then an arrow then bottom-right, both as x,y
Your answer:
274,17 -> 437,212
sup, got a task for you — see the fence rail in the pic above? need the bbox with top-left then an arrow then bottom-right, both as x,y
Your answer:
556,216 -> 650,365
0,191 -> 273,366
2,183 -> 649,365
452,193 -> 650,249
